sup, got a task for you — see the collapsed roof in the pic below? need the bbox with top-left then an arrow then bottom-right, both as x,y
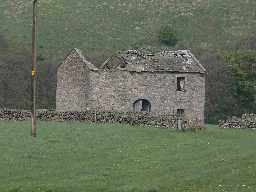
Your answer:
102,48 -> 206,74
61,48 -> 206,74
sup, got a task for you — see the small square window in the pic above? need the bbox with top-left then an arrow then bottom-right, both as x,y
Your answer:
177,109 -> 185,117
177,77 -> 185,91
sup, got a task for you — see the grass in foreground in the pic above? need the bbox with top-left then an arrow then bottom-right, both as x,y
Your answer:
0,121 -> 256,192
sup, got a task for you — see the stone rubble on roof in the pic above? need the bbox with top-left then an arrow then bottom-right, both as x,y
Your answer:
97,48 -> 205,73
112,48 -> 205,73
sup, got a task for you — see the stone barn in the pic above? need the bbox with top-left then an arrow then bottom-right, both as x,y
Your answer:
56,48 -> 206,125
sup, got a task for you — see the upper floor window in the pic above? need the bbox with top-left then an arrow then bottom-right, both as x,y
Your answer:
177,77 -> 185,91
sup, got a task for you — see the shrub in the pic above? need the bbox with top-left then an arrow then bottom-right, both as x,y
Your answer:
224,51 -> 256,114
159,25 -> 178,47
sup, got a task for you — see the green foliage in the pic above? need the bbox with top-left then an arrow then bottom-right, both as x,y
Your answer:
224,51 -> 256,113
159,25 -> 178,47
1,121 -> 256,192
1,0 -> 256,63
200,52 -> 238,123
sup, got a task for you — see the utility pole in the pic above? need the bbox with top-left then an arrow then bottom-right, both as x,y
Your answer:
31,0 -> 38,137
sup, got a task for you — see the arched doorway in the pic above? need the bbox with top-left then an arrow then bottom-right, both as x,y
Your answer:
133,99 -> 151,112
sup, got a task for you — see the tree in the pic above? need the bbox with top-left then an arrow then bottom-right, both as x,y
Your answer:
199,51 -> 238,122
225,50 -> 256,114
159,25 -> 178,47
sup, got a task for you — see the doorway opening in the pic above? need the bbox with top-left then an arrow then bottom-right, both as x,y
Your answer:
133,99 -> 151,112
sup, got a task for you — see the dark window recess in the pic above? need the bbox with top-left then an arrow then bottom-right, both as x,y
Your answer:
133,99 -> 151,112
177,77 -> 185,91
177,109 -> 185,117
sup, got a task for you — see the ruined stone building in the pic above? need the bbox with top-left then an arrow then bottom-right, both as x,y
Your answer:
56,48 -> 206,125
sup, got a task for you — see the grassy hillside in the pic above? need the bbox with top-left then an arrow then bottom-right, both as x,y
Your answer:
0,0 -> 256,64
0,121 -> 256,191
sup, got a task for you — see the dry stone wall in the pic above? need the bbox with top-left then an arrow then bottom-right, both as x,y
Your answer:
219,114 -> 256,129
0,109 -> 182,129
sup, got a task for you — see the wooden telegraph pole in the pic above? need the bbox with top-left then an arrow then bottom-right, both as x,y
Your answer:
31,0 -> 38,137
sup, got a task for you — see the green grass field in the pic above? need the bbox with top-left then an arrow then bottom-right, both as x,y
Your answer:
0,121 -> 256,192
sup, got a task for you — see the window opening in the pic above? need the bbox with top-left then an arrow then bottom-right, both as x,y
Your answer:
177,77 -> 185,91
177,109 -> 185,117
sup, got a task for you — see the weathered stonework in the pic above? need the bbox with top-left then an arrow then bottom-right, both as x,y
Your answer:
56,48 -> 206,126
219,114 -> 256,129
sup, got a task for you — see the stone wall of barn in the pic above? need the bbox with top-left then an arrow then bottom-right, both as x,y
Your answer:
56,50 -> 92,111
84,69 -> 205,125
56,56 -> 205,125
